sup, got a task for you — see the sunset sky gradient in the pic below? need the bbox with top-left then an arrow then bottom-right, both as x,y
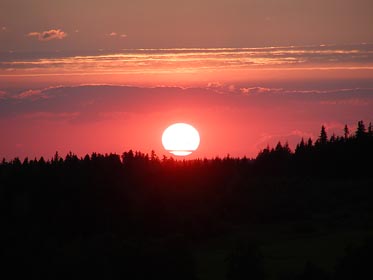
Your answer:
1,0 -> 372,159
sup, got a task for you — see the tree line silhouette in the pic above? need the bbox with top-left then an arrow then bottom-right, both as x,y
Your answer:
0,120 -> 372,279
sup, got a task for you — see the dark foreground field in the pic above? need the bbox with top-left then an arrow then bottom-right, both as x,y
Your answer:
1,122 -> 373,279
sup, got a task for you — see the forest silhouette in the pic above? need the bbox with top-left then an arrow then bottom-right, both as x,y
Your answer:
1,120 -> 373,279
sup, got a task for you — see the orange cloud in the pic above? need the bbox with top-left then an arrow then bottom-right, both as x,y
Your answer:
28,29 -> 67,41
16,89 -> 44,99
109,32 -> 127,38
239,87 -> 278,95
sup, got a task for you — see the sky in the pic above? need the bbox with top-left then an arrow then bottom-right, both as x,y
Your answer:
0,0 -> 373,159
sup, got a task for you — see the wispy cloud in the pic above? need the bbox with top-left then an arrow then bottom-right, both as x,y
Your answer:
108,32 -> 127,38
16,89 -> 44,100
27,29 -> 67,41
239,87 -> 279,95
2,84 -> 373,117
21,111 -> 80,122
0,90 -> 7,99
320,99 -> 370,106
0,44 -> 372,91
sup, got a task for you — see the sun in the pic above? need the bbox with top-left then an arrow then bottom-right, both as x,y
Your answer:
162,123 -> 200,156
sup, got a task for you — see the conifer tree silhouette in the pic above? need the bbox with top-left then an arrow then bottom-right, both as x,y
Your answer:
318,125 -> 328,145
356,120 -> 366,139
344,124 -> 350,139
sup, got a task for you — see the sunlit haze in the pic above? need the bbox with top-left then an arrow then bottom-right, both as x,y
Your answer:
1,0 -> 373,160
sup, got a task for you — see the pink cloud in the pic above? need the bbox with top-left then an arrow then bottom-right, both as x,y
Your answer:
17,89 -> 44,100
239,87 -> 280,95
255,130 -> 316,152
290,129 -> 315,139
20,112 -> 81,122
108,32 -> 127,38
320,99 -> 370,106
322,121 -> 345,132
228,85 -> 236,92
28,29 -> 67,41
0,90 -> 7,99
207,82 -> 223,88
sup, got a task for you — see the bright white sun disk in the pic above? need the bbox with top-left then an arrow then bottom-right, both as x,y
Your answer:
162,123 -> 200,156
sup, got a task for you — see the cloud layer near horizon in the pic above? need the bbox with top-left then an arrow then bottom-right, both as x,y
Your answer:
1,45 -> 372,93
2,44 -> 373,74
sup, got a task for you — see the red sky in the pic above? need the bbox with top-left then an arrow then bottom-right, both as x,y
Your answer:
1,1 -> 373,160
